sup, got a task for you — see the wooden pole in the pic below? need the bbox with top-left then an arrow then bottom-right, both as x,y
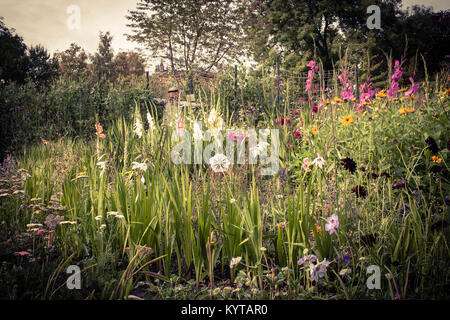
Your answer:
276,61 -> 280,107
234,65 -> 237,100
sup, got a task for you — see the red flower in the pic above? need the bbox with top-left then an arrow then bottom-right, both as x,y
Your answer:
294,129 -> 302,139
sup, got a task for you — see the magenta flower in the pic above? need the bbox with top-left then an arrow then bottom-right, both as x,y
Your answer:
388,80 -> 399,99
305,59 -> 317,92
388,59 -> 406,98
341,90 -> 354,101
338,70 -> 354,101
325,214 -> 339,235
405,77 -> 420,96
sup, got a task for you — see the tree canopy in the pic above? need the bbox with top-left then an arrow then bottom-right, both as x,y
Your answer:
126,0 -> 247,74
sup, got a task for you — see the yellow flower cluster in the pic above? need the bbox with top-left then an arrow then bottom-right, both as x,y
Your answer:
432,156 -> 442,164
399,107 -> 415,115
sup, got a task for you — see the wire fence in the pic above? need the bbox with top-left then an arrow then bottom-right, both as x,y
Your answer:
147,64 -> 361,106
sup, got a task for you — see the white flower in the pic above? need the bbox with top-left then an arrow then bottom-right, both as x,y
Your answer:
97,161 -> 106,171
216,117 -> 224,130
134,117 -> 143,138
250,141 -> 269,158
230,257 -> 242,269
209,153 -> 231,173
116,214 -> 125,219
94,215 -> 102,221
107,211 -> 118,217
132,161 -> 148,172
146,112 -> 155,131
59,221 -> 77,225
100,224 -> 106,230
229,198 -> 236,204
311,155 -> 326,169
193,122 -> 203,140
208,108 -> 217,124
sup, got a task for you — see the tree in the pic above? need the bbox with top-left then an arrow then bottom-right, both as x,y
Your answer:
245,0 -> 351,71
126,0 -> 246,74
0,17 -> 29,84
113,51 -> 146,79
90,31 -> 115,81
245,0 -> 405,71
27,45 -> 59,88
54,43 -> 89,79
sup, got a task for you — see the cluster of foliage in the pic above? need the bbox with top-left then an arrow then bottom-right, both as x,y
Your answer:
244,0 -> 449,78
0,67 -> 448,299
54,32 -> 147,83
0,18 -> 58,87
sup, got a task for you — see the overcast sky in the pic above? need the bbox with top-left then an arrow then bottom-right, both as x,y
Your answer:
0,0 -> 448,69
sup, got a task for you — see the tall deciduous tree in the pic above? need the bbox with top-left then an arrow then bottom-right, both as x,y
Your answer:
27,45 -> 59,88
54,43 -> 89,79
126,0 -> 246,74
114,51 -> 146,79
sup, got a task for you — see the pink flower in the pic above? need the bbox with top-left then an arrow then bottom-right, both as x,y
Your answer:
312,105 -> 318,114
341,90 -> 354,101
37,229 -> 49,236
294,129 -> 302,139
305,59 -> 317,92
405,77 -> 420,96
388,80 -> 399,99
228,131 -> 237,142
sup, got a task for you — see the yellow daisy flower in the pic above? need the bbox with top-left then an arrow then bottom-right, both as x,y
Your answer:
341,115 -> 354,126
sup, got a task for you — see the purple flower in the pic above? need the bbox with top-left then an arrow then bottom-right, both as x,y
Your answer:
325,214 -> 339,235
308,258 -> 330,282
337,251 -> 352,266
297,254 -> 317,266
280,168 -> 287,187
